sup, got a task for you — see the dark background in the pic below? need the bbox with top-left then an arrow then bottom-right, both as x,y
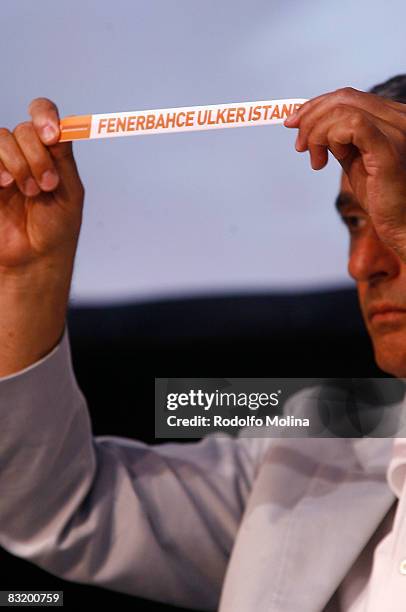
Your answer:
0,287 -> 384,610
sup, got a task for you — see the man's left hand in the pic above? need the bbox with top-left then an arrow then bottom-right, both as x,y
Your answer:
284,87 -> 406,262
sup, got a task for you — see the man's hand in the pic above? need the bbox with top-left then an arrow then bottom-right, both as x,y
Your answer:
0,98 -> 84,377
284,87 -> 406,261
0,98 -> 84,269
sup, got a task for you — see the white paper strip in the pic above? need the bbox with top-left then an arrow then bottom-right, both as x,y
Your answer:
59,98 -> 307,142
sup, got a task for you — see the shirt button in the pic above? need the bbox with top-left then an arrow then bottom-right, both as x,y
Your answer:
399,560 -> 406,575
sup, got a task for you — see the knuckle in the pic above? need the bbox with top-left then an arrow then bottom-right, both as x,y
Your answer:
13,121 -> 33,138
0,127 -> 10,140
334,87 -> 360,104
13,159 -> 30,180
330,104 -> 364,130
331,104 -> 350,119
336,86 -> 357,97
348,111 -> 365,129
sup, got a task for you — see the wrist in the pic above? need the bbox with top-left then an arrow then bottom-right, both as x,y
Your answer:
0,255 -> 74,377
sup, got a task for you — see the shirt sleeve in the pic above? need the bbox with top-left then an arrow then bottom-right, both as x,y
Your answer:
0,325 -> 268,611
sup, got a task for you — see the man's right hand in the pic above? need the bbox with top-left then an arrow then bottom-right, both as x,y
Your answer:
0,98 -> 84,377
0,97 -> 84,270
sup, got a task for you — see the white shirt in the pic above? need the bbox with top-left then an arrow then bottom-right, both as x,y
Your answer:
337,437 -> 406,611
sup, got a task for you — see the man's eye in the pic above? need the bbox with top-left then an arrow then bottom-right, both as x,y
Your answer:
342,215 -> 367,232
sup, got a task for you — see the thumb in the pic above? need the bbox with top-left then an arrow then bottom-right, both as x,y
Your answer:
28,97 -> 83,200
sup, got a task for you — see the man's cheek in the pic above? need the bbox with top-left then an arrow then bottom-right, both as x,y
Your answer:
356,286 -> 369,323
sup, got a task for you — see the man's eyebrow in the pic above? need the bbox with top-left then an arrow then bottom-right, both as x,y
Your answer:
334,192 -> 359,213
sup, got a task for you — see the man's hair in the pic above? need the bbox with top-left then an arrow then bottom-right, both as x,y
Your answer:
369,74 -> 406,103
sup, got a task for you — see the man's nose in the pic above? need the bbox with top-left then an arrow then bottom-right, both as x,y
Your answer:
348,226 -> 400,283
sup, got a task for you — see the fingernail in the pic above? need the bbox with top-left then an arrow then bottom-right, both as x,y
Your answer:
42,124 -> 56,143
0,171 -> 14,186
24,177 -> 40,197
41,169 -> 59,191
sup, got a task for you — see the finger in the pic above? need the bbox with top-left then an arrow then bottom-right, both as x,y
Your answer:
295,93 -> 360,150
293,88 -> 405,151
28,98 -> 83,199
307,110 -> 356,171
284,91 -> 335,128
328,142 -> 354,170
328,118 -> 393,207
0,158 -> 15,189
28,97 -> 61,146
13,122 -> 59,192
306,108 -> 394,177
0,128 -> 41,197
308,144 -> 329,170
334,113 -> 393,164
48,140 -> 84,203
287,94 -> 353,149
296,130 -> 331,170
286,87 -> 378,129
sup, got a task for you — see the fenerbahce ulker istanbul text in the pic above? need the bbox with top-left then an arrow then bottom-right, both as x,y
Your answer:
165,390 -> 310,429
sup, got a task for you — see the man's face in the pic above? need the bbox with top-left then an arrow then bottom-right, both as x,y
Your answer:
337,173 -> 406,377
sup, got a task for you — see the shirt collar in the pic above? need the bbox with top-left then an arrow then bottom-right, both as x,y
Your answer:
387,437 -> 406,497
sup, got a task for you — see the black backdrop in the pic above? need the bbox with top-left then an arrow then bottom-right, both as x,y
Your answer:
1,288 -> 384,610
